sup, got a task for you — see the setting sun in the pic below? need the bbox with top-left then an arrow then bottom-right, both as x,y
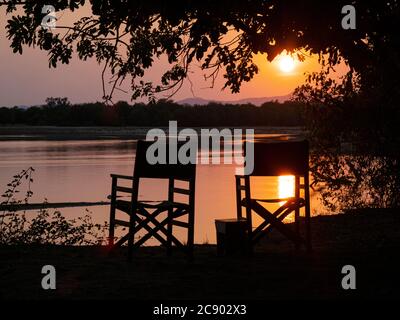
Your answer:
278,55 -> 296,73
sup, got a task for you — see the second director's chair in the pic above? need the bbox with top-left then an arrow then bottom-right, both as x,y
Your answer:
236,140 -> 311,252
108,140 -> 196,260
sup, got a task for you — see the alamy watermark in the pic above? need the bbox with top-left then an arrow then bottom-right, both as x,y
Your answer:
341,5 -> 356,30
41,5 -> 57,31
41,265 -> 56,290
341,265 -> 356,290
145,121 -> 255,175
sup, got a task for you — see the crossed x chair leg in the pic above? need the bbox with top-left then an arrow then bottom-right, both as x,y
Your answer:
242,198 -> 307,249
109,200 -> 193,261
132,205 -> 186,248
108,141 -> 196,261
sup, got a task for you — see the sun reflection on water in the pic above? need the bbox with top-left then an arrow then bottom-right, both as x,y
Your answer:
278,175 -> 295,200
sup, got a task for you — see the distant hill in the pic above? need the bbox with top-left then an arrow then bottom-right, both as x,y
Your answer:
176,94 -> 292,106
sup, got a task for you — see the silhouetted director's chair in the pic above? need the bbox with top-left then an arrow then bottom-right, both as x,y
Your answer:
108,140 -> 196,260
236,141 -> 311,252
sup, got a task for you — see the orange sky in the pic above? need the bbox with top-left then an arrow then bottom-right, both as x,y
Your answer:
0,7 -> 348,106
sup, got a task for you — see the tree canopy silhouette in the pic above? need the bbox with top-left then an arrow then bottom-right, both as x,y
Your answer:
2,0 -> 398,101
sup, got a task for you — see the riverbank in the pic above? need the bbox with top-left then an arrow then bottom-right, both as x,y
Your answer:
1,208 -> 399,300
0,125 -> 304,140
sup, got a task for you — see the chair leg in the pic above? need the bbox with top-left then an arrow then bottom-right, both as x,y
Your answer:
305,204 -> 312,252
244,177 -> 253,255
187,210 -> 195,260
108,178 -> 117,249
294,176 -> 300,250
304,175 -> 312,252
167,178 -> 174,256
108,206 -> 116,248
187,179 -> 196,261
127,208 -> 136,262
236,176 -> 243,220
167,209 -> 173,257
107,205 -> 117,258
245,219 -> 253,256
243,179 -> 253,255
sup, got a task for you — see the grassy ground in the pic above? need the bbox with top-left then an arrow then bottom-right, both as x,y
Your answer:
1,208 -> 400,300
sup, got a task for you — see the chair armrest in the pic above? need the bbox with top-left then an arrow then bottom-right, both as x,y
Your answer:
110,174 -> 134,180
235,175 -> 246,178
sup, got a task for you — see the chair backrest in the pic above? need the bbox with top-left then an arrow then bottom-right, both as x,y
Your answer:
133,140 -> 196,181
245,140 -> 309,176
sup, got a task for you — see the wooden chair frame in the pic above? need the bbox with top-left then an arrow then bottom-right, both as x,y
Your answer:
108,140 -> 196,260
236,141 -> 312,252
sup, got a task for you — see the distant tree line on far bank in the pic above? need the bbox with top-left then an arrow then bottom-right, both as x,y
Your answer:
0,97 -> 305,127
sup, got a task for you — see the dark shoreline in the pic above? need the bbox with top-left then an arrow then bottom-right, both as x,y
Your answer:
1,208 -> 399,300
0,125 -> 304,141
